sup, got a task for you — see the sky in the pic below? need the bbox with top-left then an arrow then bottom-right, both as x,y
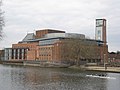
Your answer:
0,0 -> 120,52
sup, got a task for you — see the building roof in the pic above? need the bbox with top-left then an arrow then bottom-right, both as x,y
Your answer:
35,29 -> 65,33
22,33 -> 35,42
19,33 -> 104,45
44,33 -> 85,39
19,32 -> 85,43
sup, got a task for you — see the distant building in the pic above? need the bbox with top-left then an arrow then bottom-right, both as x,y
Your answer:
108,52 -> 120,66
3,19 -> 108,65
108,52 -> 120,63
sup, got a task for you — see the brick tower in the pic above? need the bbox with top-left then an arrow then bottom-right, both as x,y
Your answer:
95,19 -> 108,64
95,19 -> 107,45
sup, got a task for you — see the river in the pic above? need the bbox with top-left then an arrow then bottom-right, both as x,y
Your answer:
0,64 -> 120,90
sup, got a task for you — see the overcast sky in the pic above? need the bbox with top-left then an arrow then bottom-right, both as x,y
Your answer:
0,0 -> 120,52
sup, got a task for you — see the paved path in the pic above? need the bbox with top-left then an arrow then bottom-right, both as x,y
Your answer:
85,66 -> 120,73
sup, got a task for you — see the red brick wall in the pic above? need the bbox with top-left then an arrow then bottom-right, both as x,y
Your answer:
38,45 -> 53,61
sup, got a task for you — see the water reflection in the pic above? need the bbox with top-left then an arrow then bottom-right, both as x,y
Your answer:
0,65 -> 120,90
107,73 -> 120,90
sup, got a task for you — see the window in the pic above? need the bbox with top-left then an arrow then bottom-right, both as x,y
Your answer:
96,20 -> 103,26
98,30 -> 101,35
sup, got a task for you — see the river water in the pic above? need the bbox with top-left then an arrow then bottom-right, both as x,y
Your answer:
0,64 -> 120,90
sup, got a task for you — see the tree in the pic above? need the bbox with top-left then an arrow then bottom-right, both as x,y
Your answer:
0,0 -> 4,40
61,38 -> 101,65
117,51 -> 120,54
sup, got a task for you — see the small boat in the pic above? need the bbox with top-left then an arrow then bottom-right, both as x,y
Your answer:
86,74 -> 116,79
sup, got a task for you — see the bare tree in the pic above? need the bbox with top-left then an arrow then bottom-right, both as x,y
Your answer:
0,0 -> 4,40
61,38 -> 101,65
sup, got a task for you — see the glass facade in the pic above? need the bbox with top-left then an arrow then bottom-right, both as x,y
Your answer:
96,20 -> 103,27
39,39 -> 60,46
96,27 -> 103,40
95,19 -> 104,41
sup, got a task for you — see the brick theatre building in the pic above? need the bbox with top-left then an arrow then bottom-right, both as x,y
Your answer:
4,19 -> 108,65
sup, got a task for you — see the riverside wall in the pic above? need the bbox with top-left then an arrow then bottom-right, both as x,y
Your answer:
1,61 -> 120,73
69,65 -> 120,73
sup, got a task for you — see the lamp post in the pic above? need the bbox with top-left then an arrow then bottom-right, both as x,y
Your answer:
104,54 -> 106,70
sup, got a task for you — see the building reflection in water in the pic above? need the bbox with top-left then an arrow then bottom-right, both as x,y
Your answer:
2,65 -> 118,90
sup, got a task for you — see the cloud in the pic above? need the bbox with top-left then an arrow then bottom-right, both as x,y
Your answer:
0,0 -> 120,51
